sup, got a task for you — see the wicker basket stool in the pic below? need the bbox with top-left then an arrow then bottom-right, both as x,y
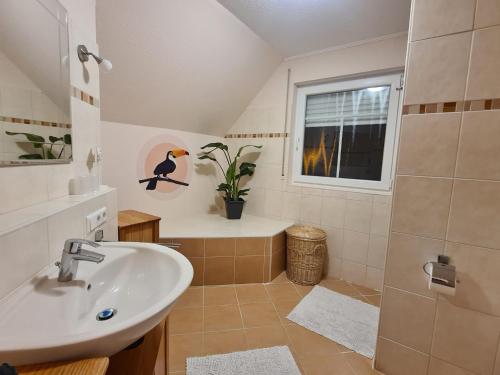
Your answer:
285,225 -> 327,285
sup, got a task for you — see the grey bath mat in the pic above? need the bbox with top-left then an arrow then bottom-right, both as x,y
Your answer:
186,346 -> 301,375
287,285 -> 379,358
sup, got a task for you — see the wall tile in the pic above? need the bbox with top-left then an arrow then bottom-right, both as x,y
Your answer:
204,257 -> 235,285
411,0 -> 474,41
432,298 -> 500,375
405,32 -> 472,104
370,202 -> 391,236
367,234 -> 388,269
235,237 -> 266,256
385,232 -> 444,298
325,226 -> 344,260
282,192 -> 301,221
475,0 -> 500,28
397,113 -> 461,177
448,179 -> 500,249
342,230 -> 369,263
235,256 -> 264,283
205,238 -> 235,257
0,220 -> 49,299
173,238 -> 204,258
446,241 -> 500,316
47,204 -> 85,261
455,110 -> 500,180
0,166 -> 49,214
467,26 -> 500,100
365,267 -> 384,291
344,199 -> 372,233
320,196 -> 346,228
392,176 -> 453,239
299,194 -> 322,225
379,286 -> 436,353
428,357 -> 476,375
375,337 -> 429,375
341,259 -> 366,285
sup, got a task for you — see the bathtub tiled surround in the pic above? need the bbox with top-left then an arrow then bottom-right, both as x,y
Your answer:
160,232 -> 286,286
375,1 -> 500,374
0,187 -> 118,300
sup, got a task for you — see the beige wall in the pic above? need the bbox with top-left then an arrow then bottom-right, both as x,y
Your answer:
376,0 -> 500,374
0,0 -> 118,299
101,121 -> 224,226
225,34 -> 408,289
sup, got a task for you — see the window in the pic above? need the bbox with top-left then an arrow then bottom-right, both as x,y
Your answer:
292,73 -> 402,191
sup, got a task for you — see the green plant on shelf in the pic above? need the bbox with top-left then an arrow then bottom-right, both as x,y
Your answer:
5,131 -> 72,159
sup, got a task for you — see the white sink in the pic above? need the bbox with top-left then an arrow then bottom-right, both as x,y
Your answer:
0,242 -> 193,365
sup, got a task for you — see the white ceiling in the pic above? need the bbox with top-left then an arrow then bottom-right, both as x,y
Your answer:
216,0 -> 411,57
96,0 -> 281,136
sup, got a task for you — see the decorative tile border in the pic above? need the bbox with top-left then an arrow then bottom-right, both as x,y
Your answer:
0,115 -> 71,129
71,86 -> 100,108
224,132 -> 288,139
403,98 -> 500,115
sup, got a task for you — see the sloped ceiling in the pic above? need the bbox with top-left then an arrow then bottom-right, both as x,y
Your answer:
96,0 -> 282,136
217,0 -> 411,58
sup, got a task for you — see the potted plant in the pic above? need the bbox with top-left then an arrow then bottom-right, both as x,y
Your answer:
199,142 -> 262,219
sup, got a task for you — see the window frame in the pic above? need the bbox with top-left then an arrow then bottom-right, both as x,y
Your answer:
291,72 -> 403,192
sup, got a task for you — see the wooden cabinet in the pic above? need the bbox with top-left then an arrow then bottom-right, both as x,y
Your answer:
106,319 -> 168,375
17,358 -> 108,375
118,210 -> 161,243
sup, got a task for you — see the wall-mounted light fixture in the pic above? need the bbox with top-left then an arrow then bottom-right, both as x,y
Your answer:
77,44 -> 112,72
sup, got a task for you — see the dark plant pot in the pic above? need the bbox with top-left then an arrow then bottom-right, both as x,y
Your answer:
225,199 -> 245,219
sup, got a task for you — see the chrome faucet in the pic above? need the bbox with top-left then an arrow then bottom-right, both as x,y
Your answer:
56,239 -> 105,282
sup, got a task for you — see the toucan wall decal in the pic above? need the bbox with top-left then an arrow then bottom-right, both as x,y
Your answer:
139,148 -> 190,190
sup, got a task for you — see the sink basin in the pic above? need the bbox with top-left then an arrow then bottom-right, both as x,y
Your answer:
0,242 -> 193,365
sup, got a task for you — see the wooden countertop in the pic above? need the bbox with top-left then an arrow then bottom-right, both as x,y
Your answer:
118,210 -> 161,229
17,358 -> 108,375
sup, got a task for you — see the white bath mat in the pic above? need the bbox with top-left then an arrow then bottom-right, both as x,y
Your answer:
186,346 -> 301,375
287,285 -> 379,358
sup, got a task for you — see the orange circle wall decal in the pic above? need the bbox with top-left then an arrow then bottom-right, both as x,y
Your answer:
137,135 -> 192,199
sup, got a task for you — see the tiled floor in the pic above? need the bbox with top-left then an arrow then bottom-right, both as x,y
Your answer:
168,272 -> 383,375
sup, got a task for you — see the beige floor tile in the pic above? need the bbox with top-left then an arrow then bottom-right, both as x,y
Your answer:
320,279 -> 361,296
204,305 -> 242,332
240,302 -> 281,328
265,283 -> 302,303
173,287 -> 203,310
293,283 -> 314,297
169,307 -> 203,334
344,352 -> 382,374
352,283 -> 380,296
203,330 -> 247,355
244,326 -> 290,349
299,353 -> 356,375
168,333 -> 203,372
269,271 -> 291,284
235,284 -> 270,304
364,295 -> 382,307
284,324 -> 340,359
204,285 -> 237,306
273,299 -> 300,323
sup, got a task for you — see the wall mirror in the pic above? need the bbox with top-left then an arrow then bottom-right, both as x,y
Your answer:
0,0 -> 71,166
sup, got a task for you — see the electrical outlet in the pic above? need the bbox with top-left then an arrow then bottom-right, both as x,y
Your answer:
86,207 -> 107,233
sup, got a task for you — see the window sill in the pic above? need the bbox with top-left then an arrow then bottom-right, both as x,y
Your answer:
290,181 -> 393,196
